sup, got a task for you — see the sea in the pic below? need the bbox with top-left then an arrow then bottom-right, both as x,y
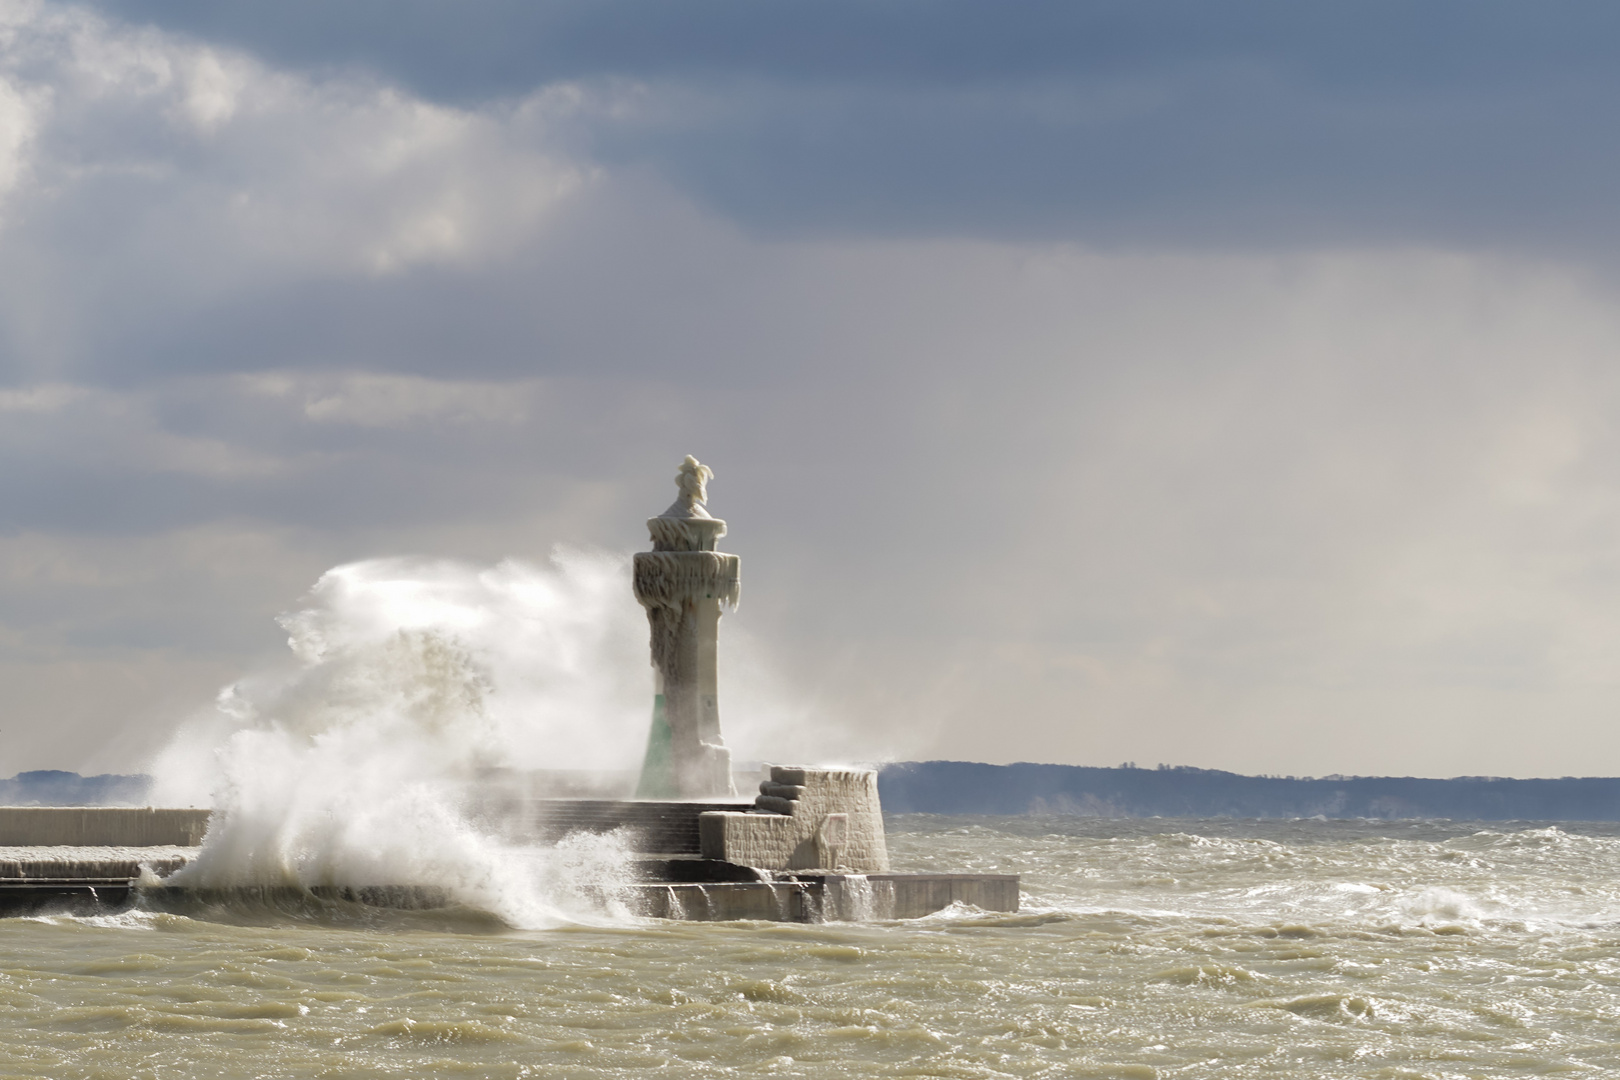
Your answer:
5,815 -> 1620,1079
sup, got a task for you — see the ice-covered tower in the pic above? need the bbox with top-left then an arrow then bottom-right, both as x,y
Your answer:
633,456 -> 740,799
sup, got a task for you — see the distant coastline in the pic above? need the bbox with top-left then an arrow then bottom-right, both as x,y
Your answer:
0,771 -> 151,807
878,761 -> 1620,821
11,764 -> 1620,820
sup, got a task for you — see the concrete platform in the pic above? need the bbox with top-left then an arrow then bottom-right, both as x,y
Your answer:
633,882 -> 817,920
810,872 -> 1022,920
0,807 -> 1022,922
1,872 -> 1015,926
0,808 -> 208,846
631,872 -> 1021,921
0,845 -> 193,916
0,847 -> 1017,922
0,802 -> 760,853
142,884 -> 457,914
521,800 -> 752,853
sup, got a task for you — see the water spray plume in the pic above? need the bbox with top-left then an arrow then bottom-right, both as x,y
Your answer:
149,548 -> 652,926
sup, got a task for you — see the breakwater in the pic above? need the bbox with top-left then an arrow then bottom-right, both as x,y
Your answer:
0,801 -> 1017,922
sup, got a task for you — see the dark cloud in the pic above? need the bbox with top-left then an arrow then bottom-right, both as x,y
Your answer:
71,1 -> 1620,94
74,0 -> 1620,250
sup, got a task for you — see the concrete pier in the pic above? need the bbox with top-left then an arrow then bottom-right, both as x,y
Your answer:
0,806 -> 208,846
1,861 -> 1016,922
0,806 -> 1019,922
629,872 -> 1020,922
520,799 -> 751,852
700,766 -> 891,872
0,844 -> 192,916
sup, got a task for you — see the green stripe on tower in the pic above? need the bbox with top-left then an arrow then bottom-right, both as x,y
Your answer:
635,693 -> 676,799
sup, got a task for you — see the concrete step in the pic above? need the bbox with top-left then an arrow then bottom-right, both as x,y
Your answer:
521,799 -> 754,853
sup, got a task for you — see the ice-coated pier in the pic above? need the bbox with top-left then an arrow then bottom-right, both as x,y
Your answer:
0,802 -> 1017,921
1,456 -> 1018,922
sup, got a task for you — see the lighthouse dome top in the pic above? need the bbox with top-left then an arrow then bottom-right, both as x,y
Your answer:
648,455 -> 728,552
661,455 -> 715,520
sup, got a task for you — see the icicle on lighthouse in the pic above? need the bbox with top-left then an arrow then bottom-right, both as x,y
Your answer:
633,456 -> 740,798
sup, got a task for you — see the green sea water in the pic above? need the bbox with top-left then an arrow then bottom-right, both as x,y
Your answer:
6,816 -> 1620,1079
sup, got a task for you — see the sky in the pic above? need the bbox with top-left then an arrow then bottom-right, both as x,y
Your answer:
4,0 -> 1620,778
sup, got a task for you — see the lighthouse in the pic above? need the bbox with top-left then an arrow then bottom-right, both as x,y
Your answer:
632,456 -> 740,798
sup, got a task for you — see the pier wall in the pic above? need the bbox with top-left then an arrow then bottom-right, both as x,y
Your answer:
0,807 -> 209,847
0,801 -> 761,852
629,873 -> 1020,921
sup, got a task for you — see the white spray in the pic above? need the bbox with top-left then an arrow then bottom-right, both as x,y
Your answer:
149,548 -> 654,926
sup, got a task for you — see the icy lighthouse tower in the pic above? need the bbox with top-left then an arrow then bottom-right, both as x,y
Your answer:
633,456 -> 740,799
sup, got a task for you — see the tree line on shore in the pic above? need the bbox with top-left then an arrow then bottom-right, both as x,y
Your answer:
877,761 -> 1620,820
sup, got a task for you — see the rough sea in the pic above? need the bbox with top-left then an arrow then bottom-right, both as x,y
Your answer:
5,815 -> 1620,1079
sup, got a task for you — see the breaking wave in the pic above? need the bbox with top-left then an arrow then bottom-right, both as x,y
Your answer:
147,549 -> 652,927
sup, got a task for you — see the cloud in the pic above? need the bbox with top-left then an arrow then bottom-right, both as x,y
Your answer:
6,2 -> 1620,781
0,2 -> 589,383
244,372 -> 537,428
0,75 -> 42,205
66,0 -> 1620,253
8,238 -> 1620,778
0,382 -> 85,411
